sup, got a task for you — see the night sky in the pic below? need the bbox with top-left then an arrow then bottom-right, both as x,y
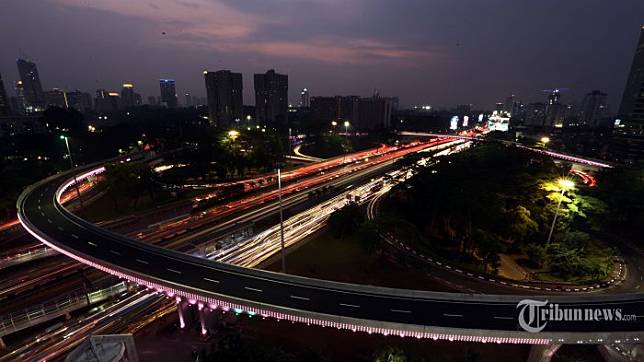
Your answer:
1,0 -> 642,109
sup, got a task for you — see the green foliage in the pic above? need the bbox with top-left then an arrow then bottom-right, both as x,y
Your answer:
104,162 -> 156,210
328,202 -> 365,239
373,347 -> 408,362
525,243 -> 546,268
591,164 -> 644,243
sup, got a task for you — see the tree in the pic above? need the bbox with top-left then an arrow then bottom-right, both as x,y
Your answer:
357,220 -> 383,254
373,347 -> 408,362
328,202 -> 364,239
525,243 -> 546,268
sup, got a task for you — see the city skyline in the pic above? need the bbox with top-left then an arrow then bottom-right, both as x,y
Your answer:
1,0 -> 643,108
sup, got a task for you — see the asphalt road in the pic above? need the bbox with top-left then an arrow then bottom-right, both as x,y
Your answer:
17,163 -> 644,344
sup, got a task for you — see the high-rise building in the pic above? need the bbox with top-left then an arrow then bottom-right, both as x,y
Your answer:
14,81 -> 26,115
204,70 -> 243,127
579,90 -> 608,128
0,73 -> 10,116
185,92 -> 193,107
66,90 -> 93,113
159,79 -> 178,108
95,89 -> 121,113
254,69 -> 288,125
618,26 -> 644,133
300,88 -> 310,108
310,95 -> 393,130
16,58 -> 46,113
45,88 -> 68,108
121,83 -> 136,108
545,89 -> 564,127
503,95 -> 516,114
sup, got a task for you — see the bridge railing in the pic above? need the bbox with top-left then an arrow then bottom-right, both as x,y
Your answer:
0,282 -> 128,337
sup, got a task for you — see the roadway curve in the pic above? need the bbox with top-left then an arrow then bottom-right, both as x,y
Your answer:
17,162 -> 643,345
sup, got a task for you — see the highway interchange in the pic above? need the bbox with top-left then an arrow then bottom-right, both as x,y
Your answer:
13,136 -> 643,352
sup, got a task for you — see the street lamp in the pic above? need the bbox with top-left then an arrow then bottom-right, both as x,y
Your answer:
60,135 -> 83,207
331,121 -> 337,133
545,178 -> 575,247
227,130 -> 240,141
277,168 -> 286,273
342,121 -> 350,163
540,137 -> 550,148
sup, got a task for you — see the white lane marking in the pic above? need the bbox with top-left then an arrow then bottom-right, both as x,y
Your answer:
87,241 -> 97,247
244,287 -> 263,293
290,295 -> 310,301
47,219 -> 52,223
40,212 -> 45,216
71,234 -> 79,239
443,313 -> 463,318
37,206 -> 41,210
339,303 -> 360,308
57,226 -> 64,231
136,259 -> 149,265
110,250 -> 121,255
203,277 -> 220,284
493,316 -> 513,320
167,268 -> 182,274
390,309 -> 412,314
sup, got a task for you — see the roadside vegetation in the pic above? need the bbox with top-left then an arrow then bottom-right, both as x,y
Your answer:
374,142 -> 617,283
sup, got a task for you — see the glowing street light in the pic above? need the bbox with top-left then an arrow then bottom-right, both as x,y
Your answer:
227,130 -> 240,141
60,135 -> 83,206
545,178 -> 575,247
540,136 -> 550,147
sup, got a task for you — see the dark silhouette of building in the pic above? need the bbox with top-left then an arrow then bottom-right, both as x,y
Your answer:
16,58 -> 46,113
254,69 -> 288,126
66,90 -> 93,113
579,90 -> 608,128
204,70 -> 243,127
310,94 -> 393,130
44,88 -> 68,108
95,89 -> 121,113
0,73 -> 10,116
121,83 -> 136,108
300,88 -> 310,108
619,26 -> 644,133
545,89 -> 564,127
159,79 -> 177,108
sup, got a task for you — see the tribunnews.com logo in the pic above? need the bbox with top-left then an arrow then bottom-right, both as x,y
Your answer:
517,299 -> 638,333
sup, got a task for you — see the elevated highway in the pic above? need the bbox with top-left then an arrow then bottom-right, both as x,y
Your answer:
17,159 -> 642,346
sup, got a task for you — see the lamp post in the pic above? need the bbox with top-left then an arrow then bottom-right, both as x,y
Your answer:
60,135 -> 83,207
342,121 -> 350,163
545,178 -> 575,247
540,136 -> 550,148
331,120 -> 337,133
288,127 -> 292,156
277,168 -> 286,273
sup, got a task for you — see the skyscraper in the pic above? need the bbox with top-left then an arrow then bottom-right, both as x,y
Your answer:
204,70 -> 243,127
121,83 -> 136,108
254,69 -> 288,126
44,88 -> 68,108
16,58 -> 46,112
67,90 -> 93,113
159,79 -> 177,108
618,26 -> 644,133
545,89 -> 564,127
0,73 -> 10,116
579,90 -> 608,128
14,80 -> 26,115
300,88 -> 310,108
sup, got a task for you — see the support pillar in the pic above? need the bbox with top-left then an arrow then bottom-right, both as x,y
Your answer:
176,299 -> 185,329
527,343 -> 561,362
198,303 -> 207,335
0,336 -> 5,350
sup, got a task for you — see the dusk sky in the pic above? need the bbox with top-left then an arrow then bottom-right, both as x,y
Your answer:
1,0 -> 643,109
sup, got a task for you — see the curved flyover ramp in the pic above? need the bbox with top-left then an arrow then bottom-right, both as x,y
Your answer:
17,163 -> 643,346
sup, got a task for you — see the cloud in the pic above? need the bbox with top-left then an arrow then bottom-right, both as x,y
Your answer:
49,0 -> 435,65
